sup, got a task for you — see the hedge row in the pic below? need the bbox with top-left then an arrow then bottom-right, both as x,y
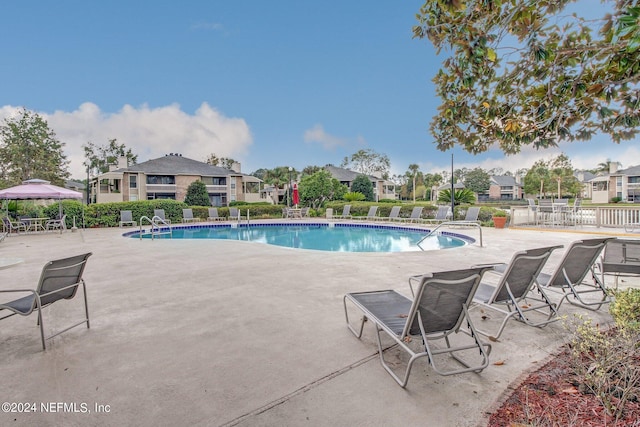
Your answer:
39,200 -> 507,228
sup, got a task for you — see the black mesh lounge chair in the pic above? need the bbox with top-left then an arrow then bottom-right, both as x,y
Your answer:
445,207 -> 481,227
471,245 -> 563,340
424,206 -> 451,224
333,205 -> 352,220
344,267 -> 493,388
598,238 -> 640,289
537,238 -> 615,311
182,208 -> 199,223
404,206 -> 424,223
229,207 -> 247,221
354,206 -> 378,221
119,210 -> 136,227
380,206 -> 401,221
207,208 -> 224,221
0,253 -> 92,350
153,209 -> 171,224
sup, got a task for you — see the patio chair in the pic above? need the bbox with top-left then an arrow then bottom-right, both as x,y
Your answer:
2,216 -> 27,234
300,207 -> 310,218
380,206 -> 401,221
537,238 -> 614,311
207,208 -> 224,221
404,206 -> 424,223
354,206 -> 378,221
568,198 -> 582,225
46,214 -> 67,232
0,252 -> 92,350
119,210 -> 136,227
344,267 -> 493,387
182,208 -> 199,223
423,206 -> 451,224
536,199 -> 553,225
153,209 -> 171,224
598,238 -> 640,289
470,245 -> 563,340
229,207 -> 247,221
0,232 -> 6,242
333,205 -> 352,220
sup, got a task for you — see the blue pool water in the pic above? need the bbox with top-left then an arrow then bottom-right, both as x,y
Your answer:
126,223 -> 473,253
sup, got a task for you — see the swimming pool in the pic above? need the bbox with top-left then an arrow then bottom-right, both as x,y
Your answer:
125,223 -> 474,253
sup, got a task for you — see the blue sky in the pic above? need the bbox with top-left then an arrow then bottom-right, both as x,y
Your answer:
1,1 -> 638,180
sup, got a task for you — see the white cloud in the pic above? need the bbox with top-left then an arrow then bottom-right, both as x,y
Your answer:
0,102 -> 253,178
303,124 -> 353,150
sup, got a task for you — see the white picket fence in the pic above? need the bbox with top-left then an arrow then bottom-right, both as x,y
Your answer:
510,205 -> 640,229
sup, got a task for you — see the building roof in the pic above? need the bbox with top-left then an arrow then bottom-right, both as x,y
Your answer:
437,182 -> 465,190
574,170 -> 596,182
116,154 -> 240,177
617,164 -> 640,176
588,164 -> 640,181
324,165 -> 382,182
490,175 -> 520,187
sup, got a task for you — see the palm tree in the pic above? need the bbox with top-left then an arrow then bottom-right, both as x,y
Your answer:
264,166 -> 294,205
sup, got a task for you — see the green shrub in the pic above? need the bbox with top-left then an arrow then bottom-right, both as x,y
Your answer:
610,288 -> 640,330
343,192 -> 365,202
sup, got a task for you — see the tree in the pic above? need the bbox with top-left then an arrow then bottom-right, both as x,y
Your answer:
184,180 -> 211,206
264,166 -> 296,205
206,153 -> 237,169
524,160 -> 553,197
299,170 -> 348,209
83,138 -> 138,176
438,188 -> 476,205
549,154 -> 582,197
413,1 -> 640,155
351,174 -> 375,201
0,108 -> 69,187
464,167 -> 491,194
340,149 -> 391,178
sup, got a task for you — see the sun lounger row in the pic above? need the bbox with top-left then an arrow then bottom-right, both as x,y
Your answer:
344,237 -> 624,387
118,208 -> 252,227
333,205 -> 480,223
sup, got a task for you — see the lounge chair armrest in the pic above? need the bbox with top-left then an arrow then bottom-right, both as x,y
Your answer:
0,289 -> 37,294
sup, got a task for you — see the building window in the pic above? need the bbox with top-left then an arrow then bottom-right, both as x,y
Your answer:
593,181 -> 608,191
202,177 -> 227,186
129,175 -> 137,189
147,193 -> 176,200
146,175 -> 175,185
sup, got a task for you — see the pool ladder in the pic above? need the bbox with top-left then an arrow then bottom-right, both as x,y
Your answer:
139,215 -> 172,240
417,221 -> 483,249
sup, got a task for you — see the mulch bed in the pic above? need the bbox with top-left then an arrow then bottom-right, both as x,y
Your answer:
486,346 -> 640,426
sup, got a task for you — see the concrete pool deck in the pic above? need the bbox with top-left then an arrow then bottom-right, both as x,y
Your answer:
1,222 -> 638,426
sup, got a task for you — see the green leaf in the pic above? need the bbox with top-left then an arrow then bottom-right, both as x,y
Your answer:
486,47 -> 497,62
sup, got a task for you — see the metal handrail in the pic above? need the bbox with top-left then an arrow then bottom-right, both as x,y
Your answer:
138,215 -> 172,240
417,221 -> 483,249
